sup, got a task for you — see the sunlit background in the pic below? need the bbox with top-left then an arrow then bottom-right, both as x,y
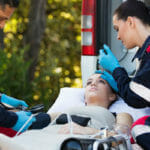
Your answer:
0,0 -> 82,110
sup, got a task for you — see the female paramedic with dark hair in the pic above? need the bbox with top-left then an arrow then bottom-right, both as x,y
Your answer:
98,0 -> 150,149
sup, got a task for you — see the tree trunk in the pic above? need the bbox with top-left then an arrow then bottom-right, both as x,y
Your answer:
24,0 -> 46,81
0,29 -> 4,50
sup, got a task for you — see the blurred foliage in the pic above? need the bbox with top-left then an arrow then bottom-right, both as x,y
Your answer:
0,0 -> 82,111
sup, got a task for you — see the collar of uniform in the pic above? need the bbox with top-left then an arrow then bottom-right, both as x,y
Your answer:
132,36 -> 150,62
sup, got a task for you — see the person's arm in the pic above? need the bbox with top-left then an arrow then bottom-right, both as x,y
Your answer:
29,112 -> 61,129
12,111 -> 36,132
58,122 -> 99,135
112,112 -> 133,137
116,112 -> 133,128
0,106 -> 18,128
0,106 -> 36,132
99,44 -> 150,108
58,113 -> 133,136
113,60 -> 150,108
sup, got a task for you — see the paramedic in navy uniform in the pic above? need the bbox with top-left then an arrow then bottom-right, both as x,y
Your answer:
0,0 -> 36,133
98,0 -> 150,149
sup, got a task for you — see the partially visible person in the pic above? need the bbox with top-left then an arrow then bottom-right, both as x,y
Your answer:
131,116 -> 150,150
0,0 -> 36,136
99,0 -> 150,108
98,0 -> 150,149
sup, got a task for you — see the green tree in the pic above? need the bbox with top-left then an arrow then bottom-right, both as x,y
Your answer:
0,0 -> 82,111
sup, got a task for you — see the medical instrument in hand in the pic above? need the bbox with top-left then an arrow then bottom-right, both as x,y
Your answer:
15,113 -> 35,136
14,104 -> 44,136
99,44 -> 120,73
0,102 -> 44,136
0,102 -> 44,114
0,94 -> 28,107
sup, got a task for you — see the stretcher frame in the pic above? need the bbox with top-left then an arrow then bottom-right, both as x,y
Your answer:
60,135 -> 131,150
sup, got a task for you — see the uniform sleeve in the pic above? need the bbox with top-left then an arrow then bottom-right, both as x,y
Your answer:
0,106 -> 18,128
113,66 -> 150,108
29,113 -> 51,129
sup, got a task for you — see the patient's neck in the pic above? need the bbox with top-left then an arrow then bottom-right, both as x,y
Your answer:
86,102 -> 109,109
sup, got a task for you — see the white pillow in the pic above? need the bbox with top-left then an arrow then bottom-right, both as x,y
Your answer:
47,87 -> 85,113
48,87 -> 150,121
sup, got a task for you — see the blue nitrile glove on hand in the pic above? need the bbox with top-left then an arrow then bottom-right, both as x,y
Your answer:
95,70 -> 118,92
12,111 -> 36,132
0,94 -> 28,107
99,44 -> 120,73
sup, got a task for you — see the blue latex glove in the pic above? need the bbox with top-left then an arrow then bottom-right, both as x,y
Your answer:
0,94 -> 28,107
99,44 -> 120,73
12,111 -> 36,132
95,70 -> 118,92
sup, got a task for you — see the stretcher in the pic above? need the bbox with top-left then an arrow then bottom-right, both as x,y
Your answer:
60,135 -> 130,150
0,133 -> 130,150
0,127 -> 131,150
47,87 -> 150,150
0,102 -> 132,150
0,88 -> 149,150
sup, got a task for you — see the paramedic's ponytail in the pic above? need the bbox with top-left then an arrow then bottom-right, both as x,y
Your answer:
114,0 -> 150,26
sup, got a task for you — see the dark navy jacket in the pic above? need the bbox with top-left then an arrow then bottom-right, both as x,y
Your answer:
113,36 -> 150,108
0,106 -> 17,127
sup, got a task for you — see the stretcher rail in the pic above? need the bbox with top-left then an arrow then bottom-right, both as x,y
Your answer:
60,135 -> 130,150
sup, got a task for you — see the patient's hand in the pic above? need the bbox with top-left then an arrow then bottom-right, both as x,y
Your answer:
58,122 -> 98,135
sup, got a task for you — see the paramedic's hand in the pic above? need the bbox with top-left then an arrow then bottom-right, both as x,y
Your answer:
95,70 -> 118,92
99,44 -> 120,73
0,94 -> 28,107
12,111 -> 36,132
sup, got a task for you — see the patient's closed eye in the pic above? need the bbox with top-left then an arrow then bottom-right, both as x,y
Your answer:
86,79 -> 105,85
98,79 -> 105,84
86,81 -> 92,85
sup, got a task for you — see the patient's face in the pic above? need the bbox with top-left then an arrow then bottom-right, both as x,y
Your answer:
85,74 -> 115,108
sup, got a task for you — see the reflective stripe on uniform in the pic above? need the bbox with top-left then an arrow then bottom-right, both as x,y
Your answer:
129,81 -> 150,102
131,125 -> 150,142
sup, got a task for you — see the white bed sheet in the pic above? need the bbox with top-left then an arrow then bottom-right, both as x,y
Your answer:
48,87 -> 150,121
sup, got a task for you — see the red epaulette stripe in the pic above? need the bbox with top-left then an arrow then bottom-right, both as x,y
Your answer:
146,45 -> 150,53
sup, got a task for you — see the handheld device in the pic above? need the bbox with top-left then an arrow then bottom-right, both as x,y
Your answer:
0,102 -> 44,113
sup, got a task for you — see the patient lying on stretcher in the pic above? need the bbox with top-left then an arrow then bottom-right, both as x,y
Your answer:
0,72 -> 134,150
56,72 -> 133,135
30,72 -> 132,130
29,71 -> 133,131
30,72 -> 133,133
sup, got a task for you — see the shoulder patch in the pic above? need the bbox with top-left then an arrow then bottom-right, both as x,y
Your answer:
146,45 -> 150,53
